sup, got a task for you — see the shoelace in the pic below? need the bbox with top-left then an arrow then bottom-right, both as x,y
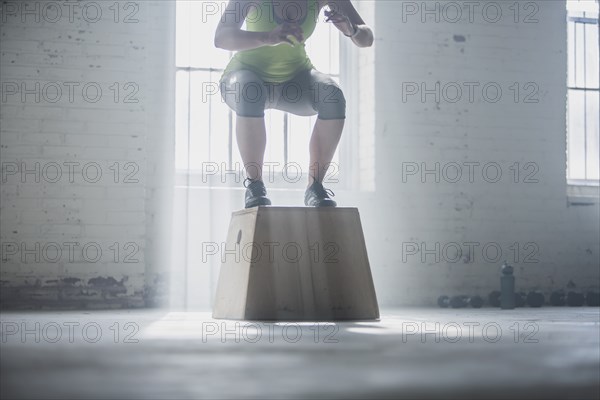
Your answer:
244,178 -> 267,196
243,178 -> 254,188
311,180 -> 335,199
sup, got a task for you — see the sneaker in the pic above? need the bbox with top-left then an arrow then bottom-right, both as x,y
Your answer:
244,178 -> 272,208
304,180 -> 337,207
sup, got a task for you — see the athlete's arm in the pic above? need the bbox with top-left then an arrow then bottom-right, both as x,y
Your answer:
323,0 -> 374,47
214,0 -> 304,51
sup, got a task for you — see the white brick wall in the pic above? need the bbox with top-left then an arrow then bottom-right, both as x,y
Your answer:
1,0 -> 597,309
363,0 -> 600,305
0,0 -> 175,308
172,0 -> 599,310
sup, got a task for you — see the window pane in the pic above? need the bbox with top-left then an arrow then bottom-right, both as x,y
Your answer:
329,27 -> 340,75
584,22 -> 599,88
306,19 -> 340,75
568,89 -> 586,180
176,1 -> 191,67
187,1 -> 231,68
208,70 -> 232,168
175,71 -> 190,170
189,71 -> 211,170
585,90 -> 600,180
288,114 -> 314,171
567,21 -> 575,87
575,22 -> 586,88
264,110 -> 286,171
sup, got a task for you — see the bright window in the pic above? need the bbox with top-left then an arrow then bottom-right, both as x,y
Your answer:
175,0 -> 340,185
566,0 -> 599,184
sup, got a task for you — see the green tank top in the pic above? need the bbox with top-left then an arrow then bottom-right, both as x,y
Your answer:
221,0 -> 318,83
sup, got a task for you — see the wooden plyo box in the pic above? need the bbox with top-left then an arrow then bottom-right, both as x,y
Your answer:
212,207 -> 379,321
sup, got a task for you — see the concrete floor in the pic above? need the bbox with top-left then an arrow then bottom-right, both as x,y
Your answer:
1,308 -> 599,399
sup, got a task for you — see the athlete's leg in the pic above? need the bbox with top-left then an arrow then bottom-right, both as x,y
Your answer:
236,116 -> 266,181
305,69 -> 346,187
304,116 -> 345,207
220,69 -> 271,207
272,68 -> 346,186
308,118 -> 344,186
219,69 -> 269,180
271,68 -> 346,206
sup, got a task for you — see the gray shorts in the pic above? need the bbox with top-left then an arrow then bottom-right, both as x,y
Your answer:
219,68 -> 346,120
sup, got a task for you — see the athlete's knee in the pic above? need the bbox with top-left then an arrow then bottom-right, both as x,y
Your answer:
220,69 -> 267,117
314,82 -> 346,120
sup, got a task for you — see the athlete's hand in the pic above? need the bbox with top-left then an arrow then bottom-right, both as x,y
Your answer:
264,22 -> 304,46
324,8 -> 356,37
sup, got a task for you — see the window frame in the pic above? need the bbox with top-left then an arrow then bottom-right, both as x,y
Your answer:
174,1 -> 349,190
566,0 -> 600,189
